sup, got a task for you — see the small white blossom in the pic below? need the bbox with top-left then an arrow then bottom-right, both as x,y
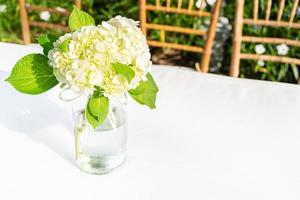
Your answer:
88,70 -> 104,85
219,17 -> 229,25
0,4 -> 7,13
195,0 -> 206,9
255,44 -> 266,55
276,44 -> 289,56
203,18 -> 211,25
257,60 -> 265,67
56,7 -> 66,13
40,11 -> 51,21
206,0 -> 216,6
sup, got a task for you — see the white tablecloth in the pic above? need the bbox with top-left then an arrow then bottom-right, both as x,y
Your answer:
1,42 -> 300,200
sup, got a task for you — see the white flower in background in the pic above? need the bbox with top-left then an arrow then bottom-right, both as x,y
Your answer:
56,7 -> 66,13
40,11 -> 51,21
255,44 -> 266,55
227,24 -> 232,30
0,4 -> 7,13
203,18 -> 211,25
195,0 -> 206,9
216,22 -> 222,28
257,60 -> 265,67
217,17 -> 231,28
276,44 -> 289,56
219,17 -> 229,25
48,16 -> 151,96
206,0 -> 216,6
297,7 -> 300,16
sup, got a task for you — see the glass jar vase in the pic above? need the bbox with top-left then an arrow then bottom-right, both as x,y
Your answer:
72,96 -> 127,175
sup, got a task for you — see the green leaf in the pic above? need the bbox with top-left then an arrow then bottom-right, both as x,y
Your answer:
68,6 -> 95,31
6,54 -> 58,95
291,64 -> 299,80
112,63 -> 135,83
86,95 -> 109,129
59,38 -> 71,52
38,34 -> 59,55
86,110 -> 100,130
128,73 -> 158,109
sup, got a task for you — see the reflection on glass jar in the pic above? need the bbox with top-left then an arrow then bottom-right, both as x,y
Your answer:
74,105 -> 127,175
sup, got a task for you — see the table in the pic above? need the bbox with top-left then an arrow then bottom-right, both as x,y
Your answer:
1,42 -> 300,200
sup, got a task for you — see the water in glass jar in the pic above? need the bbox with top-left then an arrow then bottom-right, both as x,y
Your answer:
74,107 -> 127,174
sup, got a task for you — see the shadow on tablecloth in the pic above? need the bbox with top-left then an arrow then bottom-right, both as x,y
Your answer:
0,72 -> 76,167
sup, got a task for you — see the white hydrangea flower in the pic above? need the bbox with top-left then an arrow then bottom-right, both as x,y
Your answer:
206,0 -> 216,6
56,7 -> 66,13
195,0 -> 206,9
276,44 -> 289,56
0,4 -> 7,13
257,60 -> 265,67
48,16 -> 151,97
255,44 -> 266,55
40,11 -> 51,21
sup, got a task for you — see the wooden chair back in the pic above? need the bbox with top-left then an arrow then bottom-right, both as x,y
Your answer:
19,0 -> 81,45
230,0 -> 300,77
139,0 -> 222,72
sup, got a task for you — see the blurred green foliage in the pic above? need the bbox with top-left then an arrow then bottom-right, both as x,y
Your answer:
0,0 -> 138,43
0,0 -> 299,83
225,0 -> 300,83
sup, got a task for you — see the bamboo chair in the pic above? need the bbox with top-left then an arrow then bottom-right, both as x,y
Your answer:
139,0 -> 222,72
230,0 -> 300,77
19,0 -> 81,45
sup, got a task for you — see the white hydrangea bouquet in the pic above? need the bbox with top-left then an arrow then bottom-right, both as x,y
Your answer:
6,7 -> 158,129
6,7 -> 158,174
